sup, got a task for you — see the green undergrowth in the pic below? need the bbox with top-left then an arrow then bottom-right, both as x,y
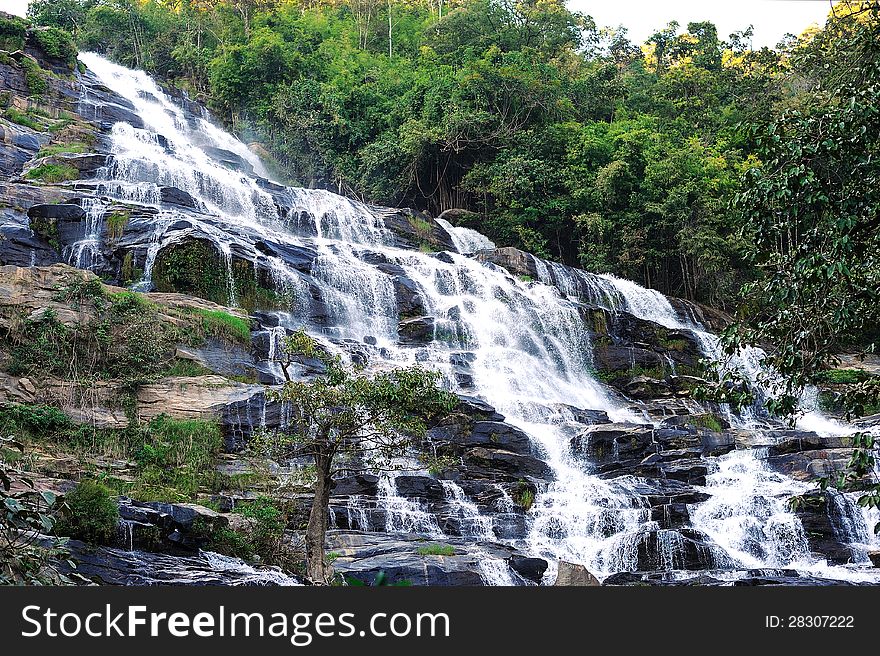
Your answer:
0,403 -> 224,503
151,239 -> 292,313
24,162 -> 79,183
2,276 -> 251,389
417,543 -> 456,556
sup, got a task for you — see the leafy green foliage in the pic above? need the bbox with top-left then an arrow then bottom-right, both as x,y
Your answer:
0,14 -> 27,52
55,479 -> 119,545
30,26 -> 78,67
260,328 -> 457,582
24,162 -> 79,182
417,543 -> 455,556
0,436 -> 75,585
723,4 -> 880,531
55,0 -> 789,304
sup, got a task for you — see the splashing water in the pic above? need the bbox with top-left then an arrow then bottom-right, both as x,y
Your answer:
75,52 -> 879,584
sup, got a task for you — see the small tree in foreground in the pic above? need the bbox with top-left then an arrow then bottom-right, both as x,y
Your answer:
266,330 -> 457,583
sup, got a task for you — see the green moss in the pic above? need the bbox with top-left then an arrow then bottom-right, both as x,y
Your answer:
152,239 -> 291,313
24,162 -> 79,183
106,211 -> 129,240
3,106 -> 41,130
689,414 -> 724,432
0,15 -> 27,52
815,368 -> 872,385
417,543 -> 456,556
31,27 -> 77,68
37,142 -> 89,157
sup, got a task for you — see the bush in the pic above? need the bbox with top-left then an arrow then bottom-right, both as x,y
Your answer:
24,162 -> 79,182
417,543 -> 456,556
56,480 -> 120,545
31,27 -> 77,67
0,15 -> 27,52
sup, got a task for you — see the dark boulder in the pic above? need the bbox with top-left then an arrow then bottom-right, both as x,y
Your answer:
160,186 -> 197,208
508,556 -> 548,583
463,447 -> 553,482
27,203 -> 85,221
398,316 -> 435,344
393,475 -> 445,501
331,474 -> 380,497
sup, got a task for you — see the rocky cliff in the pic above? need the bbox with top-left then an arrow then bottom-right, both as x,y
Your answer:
2,22 -> 878,586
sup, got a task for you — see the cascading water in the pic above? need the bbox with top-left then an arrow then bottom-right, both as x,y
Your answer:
74,53 -> 879,584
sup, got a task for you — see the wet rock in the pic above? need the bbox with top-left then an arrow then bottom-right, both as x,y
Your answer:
60,540 -> 299,585
630,528 -> 729,571
393,475 -> 445,501
650,503 -> 691,529
660,460 -> 708,486
331,474 -> 380,497
625,477 -> 710,506
624,375 -> 672,399
160,185 -> 197,208
456,395 -> 505,422
474,247 -> 538,279
431,420 -> 533,456
463,447 -> 553,482
508,556 -> 548,583
327,531 -> 528,586
398,316 -> 435,343
570,423 -> 655,469
790,490 -> 862,564
554,561 -> 600,586
593,345 -> 665,374
550,404 -> 611,426
765,449 -> 852,482
27,203 -> 86,221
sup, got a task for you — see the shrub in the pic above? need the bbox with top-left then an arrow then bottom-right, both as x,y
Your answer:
417,543 -> 456,556
56,480 -> 120,545
0,15 -> 27,52
31,27 -> 77,67
3,107 -> 41,130
189,308 -> 252,343
24,162 -> 79,182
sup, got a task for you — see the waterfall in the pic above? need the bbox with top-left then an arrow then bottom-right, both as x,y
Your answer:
74,53 -> 879,585
436,217 -> 495,255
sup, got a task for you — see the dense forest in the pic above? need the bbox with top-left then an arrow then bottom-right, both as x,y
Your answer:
22,0 -> 880,397
20,0 -> 825,306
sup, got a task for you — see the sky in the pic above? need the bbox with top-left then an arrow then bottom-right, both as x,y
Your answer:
570,0 -> 836,49
2,0 -> 835,50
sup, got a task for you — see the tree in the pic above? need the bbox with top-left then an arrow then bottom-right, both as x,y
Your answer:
265,330 -> 457,583
722,3 -> 880,527
27,0 -> 89,34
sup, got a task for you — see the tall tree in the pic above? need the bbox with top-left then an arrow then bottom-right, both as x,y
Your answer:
266,330 -> 456,583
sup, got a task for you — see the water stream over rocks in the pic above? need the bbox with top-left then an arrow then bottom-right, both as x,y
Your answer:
4,52 -> 878,585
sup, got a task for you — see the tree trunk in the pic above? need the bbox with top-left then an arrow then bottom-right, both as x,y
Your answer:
305,445 -> 333,584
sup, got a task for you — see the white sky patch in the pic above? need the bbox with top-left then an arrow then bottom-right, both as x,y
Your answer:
0,0 -> 29,18
569,0 -> 836,49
